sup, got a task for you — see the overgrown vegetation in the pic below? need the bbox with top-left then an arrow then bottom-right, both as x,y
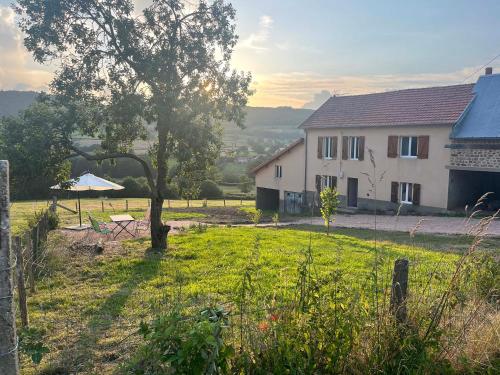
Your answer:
18,224 -> 499,374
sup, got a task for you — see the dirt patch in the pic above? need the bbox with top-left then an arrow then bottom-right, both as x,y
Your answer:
167,206 -> 254,224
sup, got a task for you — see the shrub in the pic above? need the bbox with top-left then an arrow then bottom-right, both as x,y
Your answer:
123,307 -> 232,374
47,210 -> 59,230
120,176 -> 150,197
199,180 -> 223,199
320,187 -> 340,235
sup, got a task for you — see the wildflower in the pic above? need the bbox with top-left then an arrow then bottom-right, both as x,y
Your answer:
258,321 -> 269,332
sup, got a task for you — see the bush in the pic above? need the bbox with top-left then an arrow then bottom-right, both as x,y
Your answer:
124,307 -> 232,374
120,176 -> 150,198
199,180 -> 223,199
47,210 -> 59,230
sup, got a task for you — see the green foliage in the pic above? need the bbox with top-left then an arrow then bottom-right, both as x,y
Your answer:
119,176 -> 150,198
239,176 -> 253,193
251,208 -> 263,226
47,210 -> 59,230
18,327 -> 49,365
272,212 -> 280,228
0,98 -> 72,199
199,180 -> 223,199
320,187 -> 340,235
124,306 -> 232,374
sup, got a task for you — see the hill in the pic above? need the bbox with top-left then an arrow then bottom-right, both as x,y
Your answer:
0,90 -> 39,117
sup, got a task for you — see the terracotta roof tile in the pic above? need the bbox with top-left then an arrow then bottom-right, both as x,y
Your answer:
300,83 -> 475,128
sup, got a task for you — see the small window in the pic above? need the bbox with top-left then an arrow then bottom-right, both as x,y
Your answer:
323,137 -> 334,159
321,175 -> 335,190
400,182 -> 413,204
400,136 -> 417,158
275,165 -> 282,178
349,137 -> 359,160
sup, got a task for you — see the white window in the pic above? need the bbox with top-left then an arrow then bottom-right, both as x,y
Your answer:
321,175 -> 335,189
400,136 -> 418,158
275,165 -> 282,178
349,137 -> 359,160
400,182 -> 413,204
323,137 -> 334,159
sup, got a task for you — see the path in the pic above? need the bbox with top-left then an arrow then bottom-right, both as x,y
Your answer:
280,214 -> 500,236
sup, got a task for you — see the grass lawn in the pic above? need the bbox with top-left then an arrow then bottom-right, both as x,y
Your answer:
10,198 -> 254,235
20,225 -> 472,374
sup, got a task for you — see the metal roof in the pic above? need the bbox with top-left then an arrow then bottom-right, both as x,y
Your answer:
451,73 -> 500,139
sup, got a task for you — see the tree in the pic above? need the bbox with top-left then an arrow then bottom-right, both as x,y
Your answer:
16,0 -> 252,249
320,187 -> 340,236
0,97 -> 72,199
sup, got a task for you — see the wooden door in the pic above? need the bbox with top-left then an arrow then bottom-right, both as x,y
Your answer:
347,178 -> 358,207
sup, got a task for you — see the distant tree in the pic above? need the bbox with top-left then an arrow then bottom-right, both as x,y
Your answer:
240,176 -> 253,193
16,0 -> 252,250
0,98 -> 72,199
320,187 -> 340,236
199,180 -> 223,199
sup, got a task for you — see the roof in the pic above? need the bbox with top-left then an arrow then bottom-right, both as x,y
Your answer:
451,73 -> 500,139
299,83 -> 475,129
251,138 -> 304,175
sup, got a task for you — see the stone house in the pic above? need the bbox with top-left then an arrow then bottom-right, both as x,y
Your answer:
252,68 -> 500,214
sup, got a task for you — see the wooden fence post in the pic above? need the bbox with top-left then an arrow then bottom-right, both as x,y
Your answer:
126,200 -> 129,212
50,196 -> 57,213
0,160 -> 20,374
390,258 -> 409,325
168,199 -> 171,208
223,199 -> 226,207
101,201 -> 104,212
13,237 -> 28,328
26,233 -> 36,293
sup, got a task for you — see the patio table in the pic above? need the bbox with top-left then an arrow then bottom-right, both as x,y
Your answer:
110,214 -> 136,239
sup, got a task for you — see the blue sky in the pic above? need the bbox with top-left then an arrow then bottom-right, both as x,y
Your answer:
1,0 -> 500,107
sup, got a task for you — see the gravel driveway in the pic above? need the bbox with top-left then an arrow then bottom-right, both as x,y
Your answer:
287,214 -> 500,236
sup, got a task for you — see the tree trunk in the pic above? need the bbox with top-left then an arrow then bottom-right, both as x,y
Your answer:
150,194 -> 170,250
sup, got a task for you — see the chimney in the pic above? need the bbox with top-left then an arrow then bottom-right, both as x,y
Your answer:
485,67 -> 493,75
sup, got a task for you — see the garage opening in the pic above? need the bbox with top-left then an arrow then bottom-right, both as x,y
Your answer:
448,170 -> 500,211
256,187 -> 280,211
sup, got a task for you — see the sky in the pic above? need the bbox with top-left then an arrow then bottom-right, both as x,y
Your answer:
1,0 -> 500,108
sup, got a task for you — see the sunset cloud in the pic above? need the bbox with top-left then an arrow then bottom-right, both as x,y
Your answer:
239,15 -> 274,52
247,67 -> 499,108
0,6 -> 53,91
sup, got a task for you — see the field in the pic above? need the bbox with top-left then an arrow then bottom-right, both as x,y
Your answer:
18,222 -> 499,374
10,198 -> 255,235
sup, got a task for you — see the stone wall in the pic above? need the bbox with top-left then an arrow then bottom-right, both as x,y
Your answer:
449,140 -> 500,170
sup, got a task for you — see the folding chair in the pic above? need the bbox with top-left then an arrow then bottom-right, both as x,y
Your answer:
135,206 -> 151,235
88,214 -> 113,240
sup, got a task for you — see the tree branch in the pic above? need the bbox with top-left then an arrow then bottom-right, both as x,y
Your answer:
67,146 -> 157,196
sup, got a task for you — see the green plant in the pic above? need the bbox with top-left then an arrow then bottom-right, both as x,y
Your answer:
320,187 -> 340,235
272,212 -> 279,228
18,327 -> 49,365
124,306 -> 232,374
252,209 -> 262,226
47,210 -> 59,230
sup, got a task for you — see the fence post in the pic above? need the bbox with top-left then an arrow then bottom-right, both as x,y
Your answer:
168,199 -> 171,208
0,160 -> 20,374
101,200 -> 104,212
187,199 -> 190,208
13,237 -> 28,328
50,196 -> 57,213
390,258 -> 409,325
240,199 -> 243,206
224,199 -> 226,207
126,199 -> 129,212
26,233 -> 36,293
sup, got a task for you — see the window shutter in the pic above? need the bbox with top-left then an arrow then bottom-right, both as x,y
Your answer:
413,183 -> 421,206
388,136 -> 398,158
342,136 -> 348,160
317,137 -> 323,159
332,176 -> 337,188
332,136 -> 338,159
358,136 -> 365,161
391,182 -> 399,203
315,175 -> 321,193
417,136 -> 429,159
